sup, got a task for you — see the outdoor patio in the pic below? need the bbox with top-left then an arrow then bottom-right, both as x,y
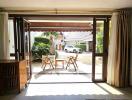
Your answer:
30,52 -> 102,83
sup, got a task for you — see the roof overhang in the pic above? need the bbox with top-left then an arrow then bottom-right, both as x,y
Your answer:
29,22 -> 93,32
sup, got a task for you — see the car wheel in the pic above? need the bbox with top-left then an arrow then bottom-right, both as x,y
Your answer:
73,49 -> 77,53
65,49 -> 68,52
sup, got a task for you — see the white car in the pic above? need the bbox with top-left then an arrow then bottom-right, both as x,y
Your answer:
64,45 -> 82,53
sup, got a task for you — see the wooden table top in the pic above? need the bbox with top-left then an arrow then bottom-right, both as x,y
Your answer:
55,58 -> 65,61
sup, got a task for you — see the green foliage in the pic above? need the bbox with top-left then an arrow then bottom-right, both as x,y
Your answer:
75,44 -> 86,51
80,42 -> 86,45
41,32 -> 58,39
96,22 -> 104,53
96,32 -> 103,53
34,37 -> 50,44
32,37 -> 50,60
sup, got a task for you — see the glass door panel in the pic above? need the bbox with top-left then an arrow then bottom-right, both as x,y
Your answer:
92,18 -> 108,82
95,20 -> 104,80
96,21 -> 104,53
95,56 -> 103,80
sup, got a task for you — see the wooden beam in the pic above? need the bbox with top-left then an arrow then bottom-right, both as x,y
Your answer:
30,22 -> 92,27
30,27 -> 92,32
9,14 -> 111,18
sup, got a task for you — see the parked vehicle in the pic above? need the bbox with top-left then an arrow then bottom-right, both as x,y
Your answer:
64,45 -> 82,53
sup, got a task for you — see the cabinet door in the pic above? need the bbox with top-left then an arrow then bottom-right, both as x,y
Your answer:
19,60 -> 27,90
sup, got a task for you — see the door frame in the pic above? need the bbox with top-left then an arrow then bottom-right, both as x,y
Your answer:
92,17 -> 110,82
25,21 -> 32,80
9,15 -> 111,82
13,17 -> 32,80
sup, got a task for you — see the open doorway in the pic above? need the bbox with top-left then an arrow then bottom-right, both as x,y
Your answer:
8,15 -> 110,83
28,19 -> 93,83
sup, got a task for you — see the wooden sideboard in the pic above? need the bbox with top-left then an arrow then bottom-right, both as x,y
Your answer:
0,60 -> 27,95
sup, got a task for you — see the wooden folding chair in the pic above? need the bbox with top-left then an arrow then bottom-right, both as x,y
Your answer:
41,55 -> 54,70
66,54 -> 78,71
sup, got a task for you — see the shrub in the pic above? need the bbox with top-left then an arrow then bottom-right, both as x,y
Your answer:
34,37 -> 50,44
32,37 -> 50,61
75,44 -> 86,52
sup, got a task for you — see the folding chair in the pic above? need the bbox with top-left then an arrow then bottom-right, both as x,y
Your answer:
66,54 -> 78,71
41,55 -> 54,70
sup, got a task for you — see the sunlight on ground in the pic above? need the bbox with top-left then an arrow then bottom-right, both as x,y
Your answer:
25,83 -> 109,96
30,74 -> 92,83
97,83 -> 124,95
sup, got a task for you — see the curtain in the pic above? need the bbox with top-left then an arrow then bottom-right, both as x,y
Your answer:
107,9 -> 131,87
107,12 -> 119,86
0,12 -> 10,60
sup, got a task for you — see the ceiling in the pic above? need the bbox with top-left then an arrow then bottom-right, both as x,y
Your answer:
0,0 -> 132,13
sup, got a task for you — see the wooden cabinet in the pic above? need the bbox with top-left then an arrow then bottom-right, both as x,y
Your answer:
0,60 -> 27,95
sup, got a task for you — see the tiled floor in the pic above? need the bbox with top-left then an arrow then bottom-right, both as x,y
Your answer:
0,83 -> 132,100
2,52 -> 131,100
30,73 -> 92,83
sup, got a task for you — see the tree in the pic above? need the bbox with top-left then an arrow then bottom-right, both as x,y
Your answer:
32,37 -> 50,61
41,32 -> 58,39
41,32 -> 59,54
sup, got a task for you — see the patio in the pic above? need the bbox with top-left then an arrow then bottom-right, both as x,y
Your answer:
30,52 -> 102,83
30,62 -> 92,83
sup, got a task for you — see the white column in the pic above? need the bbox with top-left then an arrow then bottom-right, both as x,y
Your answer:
0,12 -> 10,60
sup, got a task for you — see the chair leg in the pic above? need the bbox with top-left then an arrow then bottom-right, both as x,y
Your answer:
66,61 -> 70,69
49,60 -> 54,69
66,63 -> 69,69
72,63 -> 76,71
66,58 -> 77,71
74,62 -> 78,69
43,64 -> 47,71
50,63 -> 54,69
41,63 -> 44,68
70,59 -> 77,71
66,59 -> 70,69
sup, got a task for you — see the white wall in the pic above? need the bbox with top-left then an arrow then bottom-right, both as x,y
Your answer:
8,20 -> 15,54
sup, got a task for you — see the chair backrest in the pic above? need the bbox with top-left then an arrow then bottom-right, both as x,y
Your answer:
48,55 -> 55,63
42,55 -> 47,59
42,55 -> 49,63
